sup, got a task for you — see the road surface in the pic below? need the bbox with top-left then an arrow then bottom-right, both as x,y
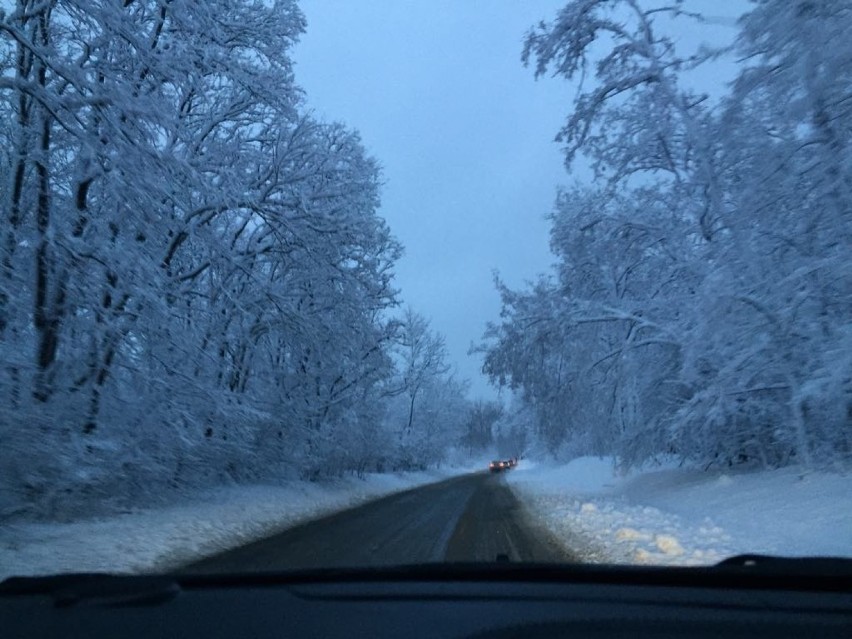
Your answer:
180,471 -> 575,573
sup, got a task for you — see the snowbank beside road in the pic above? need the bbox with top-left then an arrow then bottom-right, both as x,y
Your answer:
0,467 -> 472,579
506,458 -> 852,565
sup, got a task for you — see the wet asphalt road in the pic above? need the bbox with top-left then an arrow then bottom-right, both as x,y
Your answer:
180,471 -> 575,573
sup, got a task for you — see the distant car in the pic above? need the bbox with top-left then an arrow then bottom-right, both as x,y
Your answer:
506,458 -> 517,468
489,460 -> 506,473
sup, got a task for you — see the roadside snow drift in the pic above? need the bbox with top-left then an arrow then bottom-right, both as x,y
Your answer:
506,458 -> 852,565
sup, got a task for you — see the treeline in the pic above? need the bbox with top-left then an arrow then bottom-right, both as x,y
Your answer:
480,1 -> 851,470
0,1 -> 482,520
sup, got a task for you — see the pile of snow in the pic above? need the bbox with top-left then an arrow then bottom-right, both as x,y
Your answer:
0,467 -> 471,579
507,458 -> 852,566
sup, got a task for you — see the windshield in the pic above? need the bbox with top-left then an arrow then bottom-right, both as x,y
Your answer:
1,0 -> 850,578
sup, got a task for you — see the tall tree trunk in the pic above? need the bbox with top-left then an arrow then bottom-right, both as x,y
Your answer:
32,6 -> 62,403
2,6 -> 35,407
406,388 -> 418,435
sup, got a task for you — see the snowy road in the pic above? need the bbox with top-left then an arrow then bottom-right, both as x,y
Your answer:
179,472 -> 574,573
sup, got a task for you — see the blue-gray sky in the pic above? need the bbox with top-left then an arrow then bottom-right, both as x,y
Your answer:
293,1 -> 744,399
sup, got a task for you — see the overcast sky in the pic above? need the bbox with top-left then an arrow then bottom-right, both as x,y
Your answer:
293,1 -> 744,399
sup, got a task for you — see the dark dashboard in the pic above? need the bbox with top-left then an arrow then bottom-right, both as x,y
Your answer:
2,558 -> 850,639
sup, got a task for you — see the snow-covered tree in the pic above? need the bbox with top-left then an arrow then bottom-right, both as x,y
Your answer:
0,0 -> 423,517
379,308 -> 471,470
481,0 -> 851,471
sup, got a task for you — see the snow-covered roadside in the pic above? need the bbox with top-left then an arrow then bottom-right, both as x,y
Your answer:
0,466 -> 475,579
506,458 -> 852,566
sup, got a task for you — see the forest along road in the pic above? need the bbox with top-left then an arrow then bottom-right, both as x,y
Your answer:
179,472 -> 575,573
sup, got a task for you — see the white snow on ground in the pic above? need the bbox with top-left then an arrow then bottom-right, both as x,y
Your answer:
506,458 -> 852,566
0,466 -> 473,579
